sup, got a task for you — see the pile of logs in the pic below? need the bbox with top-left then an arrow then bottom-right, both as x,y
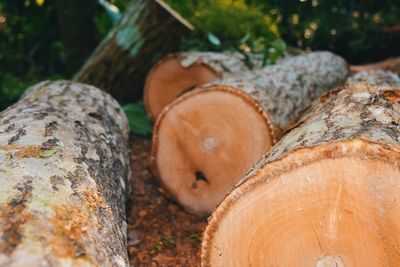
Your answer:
201,81 -> 400,266
1,1 -> 400,265
144,52 -> 265,120
145,51 -> 400,265
150,51 -> 349,215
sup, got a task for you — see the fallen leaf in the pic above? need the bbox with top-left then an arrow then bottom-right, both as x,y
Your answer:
38,148 -> 57,158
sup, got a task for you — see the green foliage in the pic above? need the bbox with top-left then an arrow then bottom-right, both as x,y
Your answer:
247,0 -> 400,63
0,1 -> 64,110
123,102 -> 152,136
0,0 -> 129,111
187,0 -> 277,40
166,0 -> 285,65
1,0 -> 399,114
1,74 -> 37,106
166,1 -> 280,50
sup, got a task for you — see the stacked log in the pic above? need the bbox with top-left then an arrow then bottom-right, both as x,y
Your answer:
350,57 -> 400,74
74,0 -> 193,102
201,83 -> 400,266
144,52 -> 264,120
152,51 -> 349,215
347,69 -> 400,87
0,81 -> 130,266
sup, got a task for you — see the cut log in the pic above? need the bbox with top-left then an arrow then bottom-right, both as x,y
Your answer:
201,83 -> 400,266
74,0 -> 193,102
0,81 -> 130,266
152,51 -> 349,215
347,70 -> 400,87
144,52 -> 263,120
350,57 -> 400,74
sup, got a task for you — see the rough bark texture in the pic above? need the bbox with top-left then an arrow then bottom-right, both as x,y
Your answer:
202,51 -> 349,131
201,83 -> 400,266
347,70 -> 400,87
243,83 -> 400,181
55,0 -> 100,75
0,81 -> 131,266
74,0 -> 193,102
159,52 -> 264,75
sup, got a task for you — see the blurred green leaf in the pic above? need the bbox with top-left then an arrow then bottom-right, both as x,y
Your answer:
98,0 -> 121,24
270,38 -> 287,52
240,32 -> 252,44
123,102 -> 152,135
162,236 -> 175,246
38,149 -> 57,158
207,33 -> 221,46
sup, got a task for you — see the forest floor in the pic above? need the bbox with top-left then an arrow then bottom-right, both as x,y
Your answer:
127,136 -> 207,266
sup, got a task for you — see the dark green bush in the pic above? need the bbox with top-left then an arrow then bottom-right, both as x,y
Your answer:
247,0 -> 400,63
0,1 -> 63,110
166,0 -> 283,54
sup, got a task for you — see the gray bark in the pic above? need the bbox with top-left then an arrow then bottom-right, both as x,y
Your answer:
164,52 -> 265,74
203,51 -> 349,132
0,81 -> 130,266
347,70 -> 400,87
241,83 -> 400,185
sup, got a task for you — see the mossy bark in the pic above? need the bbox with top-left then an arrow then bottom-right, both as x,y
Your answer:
0,81 -> 130,266
74,0 -> 193,102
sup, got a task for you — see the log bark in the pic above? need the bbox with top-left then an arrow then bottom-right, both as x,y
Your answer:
347,70 -> 400,87
0,81 -> 131,266
152,51 -> 349,215
144,51 -> 264,120
350,57 -> 400,74
204,51 -> 349,131
201,83 -> 400,266
74,0 -> 193,102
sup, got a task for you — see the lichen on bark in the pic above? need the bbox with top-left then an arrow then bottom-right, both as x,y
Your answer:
203,51 -> 349,131
347,70 -> 400,87
241,83 -> 400,184
0,81 -> 130,267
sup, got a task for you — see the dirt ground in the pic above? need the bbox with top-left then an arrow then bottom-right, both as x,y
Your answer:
127,136 -> 207,266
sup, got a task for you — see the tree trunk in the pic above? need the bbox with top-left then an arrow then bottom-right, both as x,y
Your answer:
144,52 -> 264,120
347,70 -> 400,87
74,0 -> 193,102
0,81 -> 131,266
201,83 -> 400,266
152,51 -> 349,215
55,0 -> 100,75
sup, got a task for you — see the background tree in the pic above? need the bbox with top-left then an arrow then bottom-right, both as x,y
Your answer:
55,0 -> 100,74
